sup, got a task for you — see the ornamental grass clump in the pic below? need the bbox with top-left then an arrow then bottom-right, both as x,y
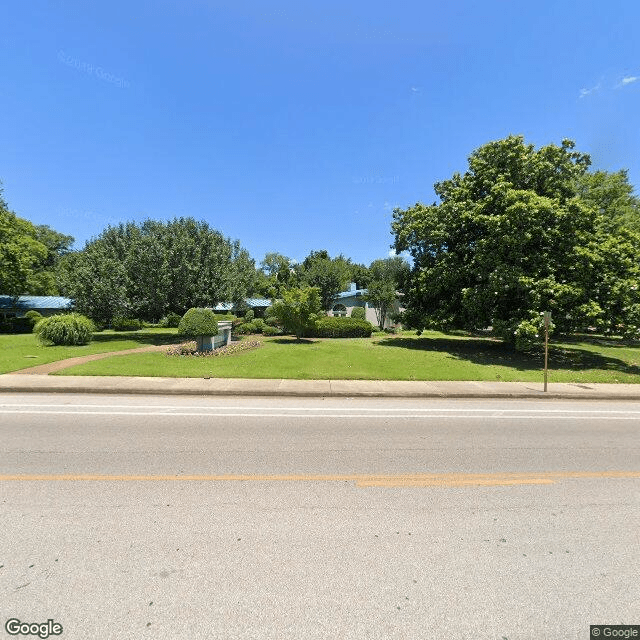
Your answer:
34,313 -> 95,346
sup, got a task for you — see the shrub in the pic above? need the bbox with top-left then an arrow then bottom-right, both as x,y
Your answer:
178,308 -> 218,338
264,305 -> 278,321
272,286 -> 323,339
34,313 -> 95,345
350,307 -> 366,320
158,312 -> 182,328
262,325 -> 281,336
311,316 -> 374,338
0,316 -> 39,334
244,309 -> 255,322
235,321 -> 256,335
25,310 -> 43,325
265,316 -> 280,327
252,318 -> 265,332
112,317 -> 143,331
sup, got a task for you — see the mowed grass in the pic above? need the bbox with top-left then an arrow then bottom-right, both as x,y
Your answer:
0,328 -> 179,374
53,331 -> 640,383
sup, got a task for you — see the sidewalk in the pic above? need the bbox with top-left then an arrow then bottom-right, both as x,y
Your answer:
2,373 -> 640,399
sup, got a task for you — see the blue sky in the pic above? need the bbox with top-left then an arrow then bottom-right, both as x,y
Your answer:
2,0 -> 639,267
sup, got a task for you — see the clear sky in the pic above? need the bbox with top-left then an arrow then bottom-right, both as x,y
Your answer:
2,0 -> 639,267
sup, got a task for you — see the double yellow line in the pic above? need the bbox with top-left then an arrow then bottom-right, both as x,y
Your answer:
1,471 -> 639,488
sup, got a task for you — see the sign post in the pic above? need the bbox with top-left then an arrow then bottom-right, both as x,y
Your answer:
543,311 -> 551,392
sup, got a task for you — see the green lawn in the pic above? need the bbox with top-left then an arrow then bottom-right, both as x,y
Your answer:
52,331 -> 640,383
0,328 -> 179,374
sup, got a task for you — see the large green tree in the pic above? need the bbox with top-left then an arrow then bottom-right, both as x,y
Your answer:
365,256 -> 409,329
297,250 -> 352,311
0,183 -> 75,297
28,224 -> 75,295
271,286 -> 322,340
392,136 -> 640,343
0,185 -> 49,297
57,218 -> 257,323
259,252 -> 298,298
576,170 -> 640,233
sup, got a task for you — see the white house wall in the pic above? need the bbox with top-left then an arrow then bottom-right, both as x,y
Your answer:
331,298 -> 400,329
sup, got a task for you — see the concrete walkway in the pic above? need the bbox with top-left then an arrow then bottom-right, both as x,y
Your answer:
1,373 -> 640,399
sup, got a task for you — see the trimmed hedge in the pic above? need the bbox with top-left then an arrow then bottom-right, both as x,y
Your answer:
34,313 -> 95,345
112,317 -> 144,331
213,313 -> 237,321
311,316 -> 374,338
178,308 -> 218,337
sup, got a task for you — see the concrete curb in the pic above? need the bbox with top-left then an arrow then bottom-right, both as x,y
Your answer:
1,374 -> 640,400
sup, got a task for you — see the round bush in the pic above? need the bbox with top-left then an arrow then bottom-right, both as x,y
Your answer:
24,310 -> 43,327
158,312 -> 182,328
178,308 -> 218,337
34,313 -> 95,345
350,307 -> 366,320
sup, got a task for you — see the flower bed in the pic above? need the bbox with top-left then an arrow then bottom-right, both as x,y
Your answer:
165,340 -> 261,358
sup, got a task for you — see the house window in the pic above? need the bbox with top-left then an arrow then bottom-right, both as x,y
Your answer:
332,304 -> 347,317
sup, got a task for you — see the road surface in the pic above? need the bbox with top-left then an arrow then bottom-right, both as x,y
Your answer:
1,393 -> 639,639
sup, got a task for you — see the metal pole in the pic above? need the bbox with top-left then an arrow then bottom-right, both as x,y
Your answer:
543,311 -> 550,392
544,323 -> 548,392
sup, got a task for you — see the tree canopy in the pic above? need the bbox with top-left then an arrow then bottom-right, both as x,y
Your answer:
576,170 -> 640,234
0,183 -> 72,297
392,136 -> 640,343
364,256 -> 409,329
296,250 -> 352,311
271,286 -> 322,339
57,218 -> 257,323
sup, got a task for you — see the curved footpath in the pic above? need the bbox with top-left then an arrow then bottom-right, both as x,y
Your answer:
9,344 -> 170,375
1,342 -> 639,399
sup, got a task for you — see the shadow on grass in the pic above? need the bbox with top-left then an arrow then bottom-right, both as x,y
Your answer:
271,337 -> 318,345
91,331 -> 179,346
376,336 -> 640,375
557,333 -> 640,350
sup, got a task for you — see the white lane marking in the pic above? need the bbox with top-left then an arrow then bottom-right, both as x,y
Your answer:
0,409 -> 639,419
2,403 -> 640,415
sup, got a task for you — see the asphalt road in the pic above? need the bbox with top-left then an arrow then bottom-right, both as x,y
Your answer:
1,393 -> 639,640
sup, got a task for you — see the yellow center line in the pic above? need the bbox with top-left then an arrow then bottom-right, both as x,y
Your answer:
0,471 -> 639,487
